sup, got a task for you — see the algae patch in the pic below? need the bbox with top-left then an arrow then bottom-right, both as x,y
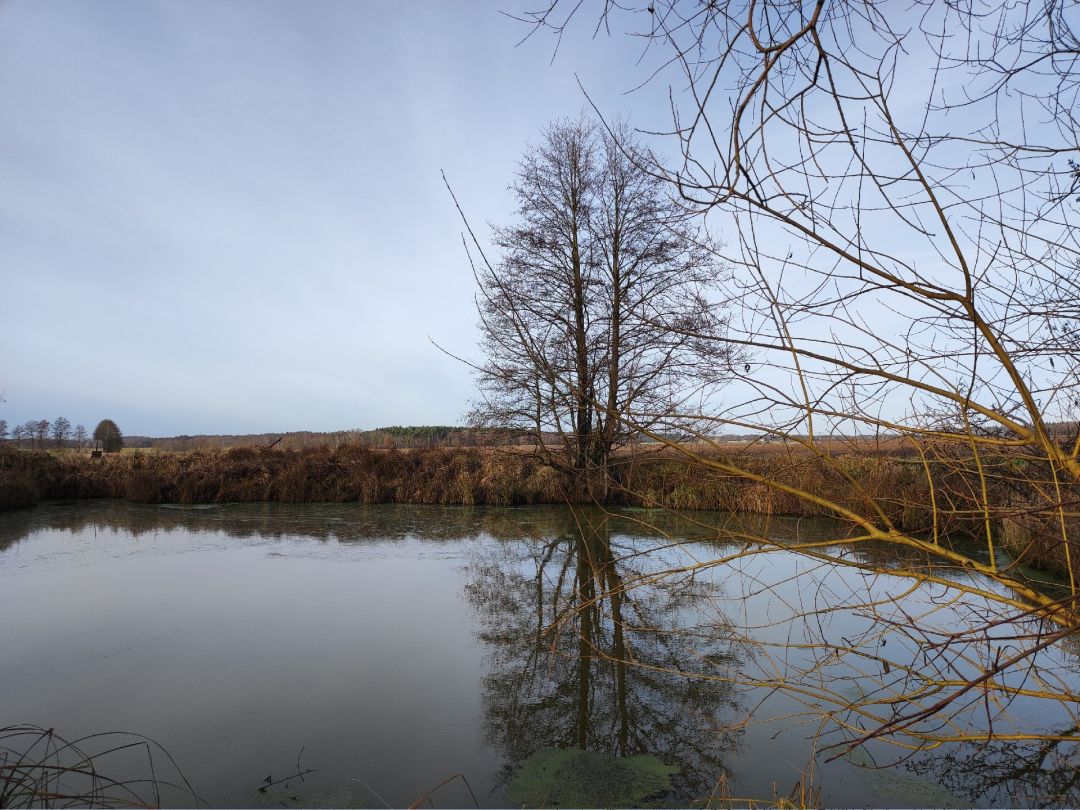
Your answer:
507,748 -> 678,807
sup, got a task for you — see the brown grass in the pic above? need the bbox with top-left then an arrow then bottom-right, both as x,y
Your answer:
0,445 -> 567,510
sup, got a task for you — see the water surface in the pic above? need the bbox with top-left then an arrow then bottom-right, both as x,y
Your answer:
1,501 -> 1076,807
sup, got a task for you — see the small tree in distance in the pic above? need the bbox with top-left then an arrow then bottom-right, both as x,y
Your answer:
34,420 -> 49,450
73,424 -> 88,450
93,419 -> 123,453
51,417 -> 71,450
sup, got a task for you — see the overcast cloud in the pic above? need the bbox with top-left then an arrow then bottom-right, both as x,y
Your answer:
0,1 -> 672,435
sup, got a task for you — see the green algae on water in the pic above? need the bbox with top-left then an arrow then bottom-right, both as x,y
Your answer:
507,748 -> 678,808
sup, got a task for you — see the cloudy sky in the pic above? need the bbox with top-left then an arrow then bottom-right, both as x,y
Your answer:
1,1 -> 673,435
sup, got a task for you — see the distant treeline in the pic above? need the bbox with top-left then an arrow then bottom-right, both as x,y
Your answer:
111,421 -> 1080,453
122,426 -> 543,451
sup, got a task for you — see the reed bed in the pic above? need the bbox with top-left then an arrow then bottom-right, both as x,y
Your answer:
1,443 -> 1073,577
0,446 -> 567,510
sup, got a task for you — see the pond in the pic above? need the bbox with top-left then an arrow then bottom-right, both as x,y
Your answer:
0,501 -> 1077,807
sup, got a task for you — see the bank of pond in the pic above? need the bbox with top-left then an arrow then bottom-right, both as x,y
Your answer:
1,444 -> 1073,580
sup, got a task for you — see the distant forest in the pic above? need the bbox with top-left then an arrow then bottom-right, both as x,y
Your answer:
45,421 -> 1080,453
122,426 -> 536,451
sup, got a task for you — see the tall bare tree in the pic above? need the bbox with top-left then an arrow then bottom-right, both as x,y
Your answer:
33,420 -> 49,451
462,116 -> 735,495
51,417 -> 71,450
472,116 -> 597,480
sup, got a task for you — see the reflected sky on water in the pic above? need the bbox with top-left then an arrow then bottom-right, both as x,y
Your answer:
1,501 -> 1077,807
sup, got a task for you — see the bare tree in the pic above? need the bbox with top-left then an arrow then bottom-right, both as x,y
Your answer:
0,419 -> 7,442
51,416 -> 71,450
462,116 -> 736,495
10,424 -> 25,448
467,116 -> 596,481
73,424 -> 88,450
33,420 -> 49,451
516,0 -> 1080,766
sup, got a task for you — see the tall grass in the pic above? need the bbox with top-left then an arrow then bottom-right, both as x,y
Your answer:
0,445 -> 566,510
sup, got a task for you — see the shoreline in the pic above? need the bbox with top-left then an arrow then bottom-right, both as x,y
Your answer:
1,444 -> 1073,579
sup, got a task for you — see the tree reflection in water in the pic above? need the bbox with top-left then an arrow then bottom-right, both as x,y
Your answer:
902,725 -> 1080,807
464,507 -> 746,804
6,500 -> 1080,804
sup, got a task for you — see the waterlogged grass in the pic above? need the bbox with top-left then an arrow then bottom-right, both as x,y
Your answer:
506,748 -> 678,808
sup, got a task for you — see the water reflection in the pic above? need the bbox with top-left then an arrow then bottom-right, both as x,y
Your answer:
0,501 -> 513,550
465,508 -> 745,804
0,499 -> 847,551
904,729 -> 1080,807
3,501 -> 1079,807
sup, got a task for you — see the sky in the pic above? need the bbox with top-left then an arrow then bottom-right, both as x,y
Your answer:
0,0 -> 671,436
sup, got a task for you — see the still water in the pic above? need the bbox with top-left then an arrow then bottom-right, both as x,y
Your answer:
1,501 -> 1077,807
